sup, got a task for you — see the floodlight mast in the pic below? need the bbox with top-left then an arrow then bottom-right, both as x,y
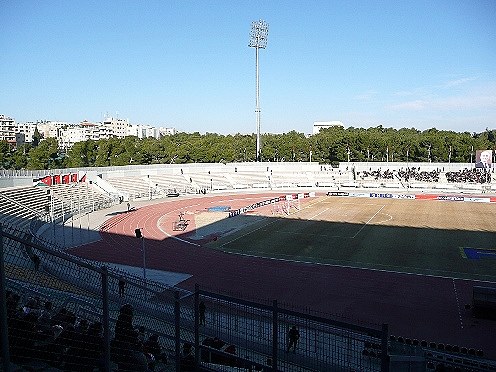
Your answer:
249,19 -> 268,162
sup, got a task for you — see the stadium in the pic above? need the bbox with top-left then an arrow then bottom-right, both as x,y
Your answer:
1,161 -> 496,371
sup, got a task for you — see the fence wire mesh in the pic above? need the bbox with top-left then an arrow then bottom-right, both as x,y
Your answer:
2,222 -> 496,371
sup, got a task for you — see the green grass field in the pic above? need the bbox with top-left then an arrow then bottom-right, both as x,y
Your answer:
208,197 -> 496,281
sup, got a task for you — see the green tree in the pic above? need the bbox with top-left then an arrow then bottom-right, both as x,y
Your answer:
66,140 -> 97,167
32,127 -> 42,147
26,138 -> 59,170
0,140 -> 11,168
10,145 -> 30,169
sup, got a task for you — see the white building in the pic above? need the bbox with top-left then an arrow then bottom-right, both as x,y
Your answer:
58,121 -> 101,150
103,117 -> 129,138
37,121 -> 70,140
2,114 -> 177,150
313,121 -> 344,135
128,124 -> 160,139
158,126 -> 177,136
14,122 -> 37,144
0,114 -> 17,145
0,115 -> 38,146
128,124 -> 177,139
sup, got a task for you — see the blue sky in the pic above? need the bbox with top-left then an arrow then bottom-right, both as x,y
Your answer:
1,0 -> 495,134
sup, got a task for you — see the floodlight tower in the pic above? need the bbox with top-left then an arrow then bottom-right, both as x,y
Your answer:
249,19 -> 269,162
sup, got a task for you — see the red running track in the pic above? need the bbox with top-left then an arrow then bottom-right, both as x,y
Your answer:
68,193 -> 496,359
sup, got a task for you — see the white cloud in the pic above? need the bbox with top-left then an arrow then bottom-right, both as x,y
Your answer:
388,94 -> 496,112
354,90 -> 378,101
393,88 -> 426,97
389,100 -> 428,111
432,95 -> 496,110
438,77 -> 477,89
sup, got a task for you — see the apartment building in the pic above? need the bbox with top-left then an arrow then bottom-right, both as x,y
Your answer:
58,121 -> 100,150
0,115 -> 38,146
102,117 -> 129,138
2,114 -> 177,150
128,124 -> 159,139
0,114 -> 17,145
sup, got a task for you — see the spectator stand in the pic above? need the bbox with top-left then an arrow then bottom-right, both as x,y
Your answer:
0,187 -> 51,231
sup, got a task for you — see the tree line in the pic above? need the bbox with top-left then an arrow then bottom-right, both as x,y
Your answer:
1,126 -> 495,170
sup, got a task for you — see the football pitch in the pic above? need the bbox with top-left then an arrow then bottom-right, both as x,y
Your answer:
208,196 -> 496,282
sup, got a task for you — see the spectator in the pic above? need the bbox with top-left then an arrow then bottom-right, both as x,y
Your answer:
37,300 -> 53,334
9,311 -> 39,362
180,342 -> 195,371
75,318 -> 89,335
51,307 -> 73,329
143,334 -> 168,370
6,291 -> 21,320
446,168 -> 491,184
396,167 -> 440,183
112,303 -> 148,371
52,313 -> 79,364
286,326 -> 300,353
65,321 -> 104,371
32,254 -> 41,271
22,297 -> 41,317
223,344 -> 238,367
201,337 -> 225,364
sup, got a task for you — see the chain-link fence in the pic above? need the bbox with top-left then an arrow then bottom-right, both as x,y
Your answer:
2,222 -> 496,371
193,288 -> 388,372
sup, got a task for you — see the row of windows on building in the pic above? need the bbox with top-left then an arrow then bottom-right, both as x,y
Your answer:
0,114 -> 176,150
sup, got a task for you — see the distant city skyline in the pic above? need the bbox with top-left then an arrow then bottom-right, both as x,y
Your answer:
1,1 -> 495,134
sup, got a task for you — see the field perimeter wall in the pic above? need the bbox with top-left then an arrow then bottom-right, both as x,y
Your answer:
328,190 -> 496,203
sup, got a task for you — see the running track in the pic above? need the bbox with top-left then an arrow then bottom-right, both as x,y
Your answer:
68,193 -> 496,359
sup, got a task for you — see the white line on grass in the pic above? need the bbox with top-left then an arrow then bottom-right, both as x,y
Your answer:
309,208 -> 329,220
374,213 -> 393,224
352,204 -> 386,239
227,250 -> 496,285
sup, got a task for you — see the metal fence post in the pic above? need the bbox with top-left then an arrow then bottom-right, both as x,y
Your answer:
381,323 -> 389,372
101,266 -> 111,372
174,291 -> 181,372
0,225 -> 11,372
272,299 -> 278,371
